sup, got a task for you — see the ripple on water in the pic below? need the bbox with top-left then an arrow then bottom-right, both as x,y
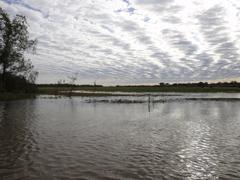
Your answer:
0,97 -> 240,179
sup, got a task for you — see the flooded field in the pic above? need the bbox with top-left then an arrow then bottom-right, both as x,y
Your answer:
0,93 -> 240,179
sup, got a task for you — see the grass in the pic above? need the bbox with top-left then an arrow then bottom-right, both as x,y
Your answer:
38,85 -> 240,95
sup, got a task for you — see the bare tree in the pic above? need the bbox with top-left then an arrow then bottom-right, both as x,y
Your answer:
67,72 -> 78,96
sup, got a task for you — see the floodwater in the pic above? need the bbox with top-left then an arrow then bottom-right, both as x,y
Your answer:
0,93 -> 240,179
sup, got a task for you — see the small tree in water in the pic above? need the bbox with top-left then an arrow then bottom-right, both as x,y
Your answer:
68,73 -> 78,96
0,8 -> 37,92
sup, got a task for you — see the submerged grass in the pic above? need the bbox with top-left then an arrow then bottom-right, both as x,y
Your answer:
85,98 -> 240,104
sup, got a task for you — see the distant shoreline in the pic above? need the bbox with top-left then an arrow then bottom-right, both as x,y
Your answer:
1,84 -> 240,101
38,85 -> 240,95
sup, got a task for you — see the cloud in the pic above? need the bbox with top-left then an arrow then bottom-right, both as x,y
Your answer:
1,0 -> 240,84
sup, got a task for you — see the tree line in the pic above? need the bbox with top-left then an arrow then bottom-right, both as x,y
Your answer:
158,81 -> 240,88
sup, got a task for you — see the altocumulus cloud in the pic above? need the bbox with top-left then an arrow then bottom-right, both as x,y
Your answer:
1,0 -> 240,84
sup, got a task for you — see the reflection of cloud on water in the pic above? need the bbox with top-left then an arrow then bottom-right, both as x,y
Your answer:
173,102 -> 240,179
178,121 -> 218,179
1,97 -> 240,179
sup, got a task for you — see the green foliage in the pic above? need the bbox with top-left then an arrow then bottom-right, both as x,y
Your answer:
0,8 -> 38,91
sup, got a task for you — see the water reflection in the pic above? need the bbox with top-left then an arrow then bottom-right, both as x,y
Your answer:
0,96 -> 240,179
0,100 -> 38,179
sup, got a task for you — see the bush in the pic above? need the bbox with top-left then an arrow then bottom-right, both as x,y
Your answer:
0,73 -> 37,93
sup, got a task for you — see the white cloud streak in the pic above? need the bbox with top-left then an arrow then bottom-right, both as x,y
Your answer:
1,0 -> 240,84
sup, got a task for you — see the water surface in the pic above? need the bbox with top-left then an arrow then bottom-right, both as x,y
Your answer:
0,93 -> 240,179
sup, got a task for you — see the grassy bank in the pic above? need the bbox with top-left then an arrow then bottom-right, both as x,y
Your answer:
38,85 -> 240,95
1,85 -> 240,101
0,93 -> 36,101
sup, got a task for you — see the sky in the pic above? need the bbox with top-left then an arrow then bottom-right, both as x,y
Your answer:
1,0 -> 240,85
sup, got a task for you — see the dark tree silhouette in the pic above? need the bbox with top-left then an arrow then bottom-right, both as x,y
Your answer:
0,8 -> 37,91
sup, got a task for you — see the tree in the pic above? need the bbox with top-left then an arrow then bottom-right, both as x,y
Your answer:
0,8 -> 37,91
67,72 -> 78,96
